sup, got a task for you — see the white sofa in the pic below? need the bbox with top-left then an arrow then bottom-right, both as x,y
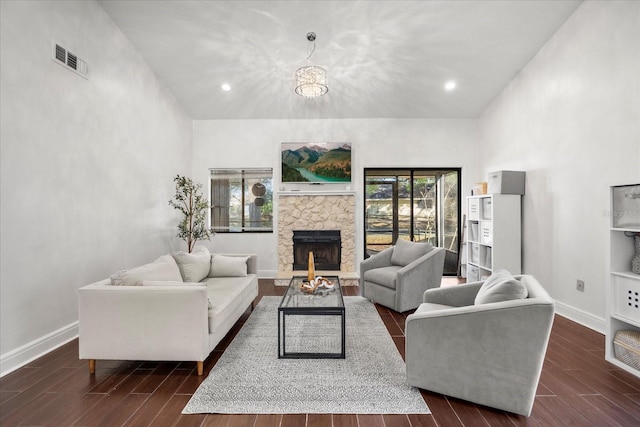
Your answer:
78,247 -> 258,375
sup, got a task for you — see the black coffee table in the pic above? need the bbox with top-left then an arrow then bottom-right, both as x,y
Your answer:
278,276 -> 345,359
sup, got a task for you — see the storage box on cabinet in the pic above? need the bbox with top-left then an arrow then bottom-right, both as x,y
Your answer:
468,265 -> 479,282
479,246 -> 492,269
470,243 -> 480,264
488,170 -> 525,195
481,198 -> 492,220
614,330 -> 640,371
613,274 -> 640,323
468,198 -> 480,221
469,222 -> 479,241
480,222 -> 493,245
612,184 -> 640,229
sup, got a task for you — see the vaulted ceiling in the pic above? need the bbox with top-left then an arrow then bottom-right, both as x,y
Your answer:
98,0 -> 582,120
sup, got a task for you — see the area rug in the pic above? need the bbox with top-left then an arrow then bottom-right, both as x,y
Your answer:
182,296 -> 430,414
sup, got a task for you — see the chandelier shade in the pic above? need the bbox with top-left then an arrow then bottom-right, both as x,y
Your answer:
295,32 -> 328,98
295,65 -> 328,98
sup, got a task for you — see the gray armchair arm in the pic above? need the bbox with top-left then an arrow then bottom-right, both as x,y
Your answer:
394,247 -> 446,312
359,246 -> 394,287
422,281 -> 483,306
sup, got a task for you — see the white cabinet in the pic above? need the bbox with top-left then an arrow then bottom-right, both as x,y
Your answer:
466,194 -> 521,282
606,184 -> 640,377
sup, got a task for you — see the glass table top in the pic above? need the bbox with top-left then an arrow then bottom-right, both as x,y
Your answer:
279,276 -> 344,310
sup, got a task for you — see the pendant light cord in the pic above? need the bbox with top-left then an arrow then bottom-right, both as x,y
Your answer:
306,40 -> 316,60
306,32 -> 317,60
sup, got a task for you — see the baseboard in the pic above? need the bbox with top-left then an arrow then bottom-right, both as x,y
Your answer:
258,270 -> 278,278
0,321 -> 79,378
554,301 -> 606,334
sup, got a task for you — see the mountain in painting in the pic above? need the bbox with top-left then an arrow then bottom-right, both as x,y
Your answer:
281,144 -> 351,182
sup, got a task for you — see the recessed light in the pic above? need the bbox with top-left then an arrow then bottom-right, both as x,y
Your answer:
444,80 -> 457,91
221,83 -> 231,91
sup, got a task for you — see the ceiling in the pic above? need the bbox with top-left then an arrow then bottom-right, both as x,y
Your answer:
98,0 -> 582,120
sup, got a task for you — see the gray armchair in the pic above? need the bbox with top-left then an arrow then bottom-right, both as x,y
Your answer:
405,274 -> 555,416
360,239 -> 445,312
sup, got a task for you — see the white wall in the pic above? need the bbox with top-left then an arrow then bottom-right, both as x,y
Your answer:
193,118 -> 480,275
0,1 -> 192,375
479,1 -> 640,330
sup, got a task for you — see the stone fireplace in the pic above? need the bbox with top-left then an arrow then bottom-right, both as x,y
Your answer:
277,193 -> 356,275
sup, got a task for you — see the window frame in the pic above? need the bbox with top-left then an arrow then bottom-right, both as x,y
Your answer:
363,167 -> 461,275
209,168 -> 273,233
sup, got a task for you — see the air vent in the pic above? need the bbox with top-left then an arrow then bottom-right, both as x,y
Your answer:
67,52 -> 77,70
55,44 -> 66,62
52,40 -> 88,79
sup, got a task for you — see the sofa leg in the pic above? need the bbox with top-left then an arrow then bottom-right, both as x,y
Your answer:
88,359 -> 96,374
197,361 -> 204,376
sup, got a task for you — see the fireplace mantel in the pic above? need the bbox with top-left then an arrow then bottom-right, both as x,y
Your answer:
277,190 -> 356,197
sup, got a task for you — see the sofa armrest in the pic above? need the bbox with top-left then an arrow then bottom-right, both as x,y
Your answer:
422,282 -> 483,306
214,253 -> 258,274
78,280 -> 210,363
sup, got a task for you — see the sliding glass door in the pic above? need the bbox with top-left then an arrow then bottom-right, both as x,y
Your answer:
364,168 -> 461,275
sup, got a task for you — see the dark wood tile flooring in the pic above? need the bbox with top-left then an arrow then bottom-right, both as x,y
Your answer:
2,279 -> 640,426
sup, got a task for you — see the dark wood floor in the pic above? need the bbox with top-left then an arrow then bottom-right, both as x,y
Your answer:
2,279 -> 640,426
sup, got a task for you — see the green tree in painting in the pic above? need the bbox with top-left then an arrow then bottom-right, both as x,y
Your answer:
282,163 -> 308,182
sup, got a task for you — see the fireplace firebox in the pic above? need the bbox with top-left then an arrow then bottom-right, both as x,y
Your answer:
293,230 -> 341,271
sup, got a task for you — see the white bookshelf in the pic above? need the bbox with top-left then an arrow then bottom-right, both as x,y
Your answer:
466,194 -> 521,282
606,184 -> 640,377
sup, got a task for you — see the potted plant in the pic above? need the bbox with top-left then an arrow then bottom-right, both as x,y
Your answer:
169,175 -> 213,252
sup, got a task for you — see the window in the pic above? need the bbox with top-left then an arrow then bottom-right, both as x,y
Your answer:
210,168 -> 273,232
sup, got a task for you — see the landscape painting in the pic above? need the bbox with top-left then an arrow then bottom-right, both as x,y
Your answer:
281,142 -> 352,183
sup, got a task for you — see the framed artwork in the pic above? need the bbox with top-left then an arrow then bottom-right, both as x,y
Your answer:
281,142 -> 351,183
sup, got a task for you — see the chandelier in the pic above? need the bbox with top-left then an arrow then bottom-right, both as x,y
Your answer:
295,32 -> 328,98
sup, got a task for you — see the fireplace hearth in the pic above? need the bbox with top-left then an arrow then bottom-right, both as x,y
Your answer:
293,230 -> 341,271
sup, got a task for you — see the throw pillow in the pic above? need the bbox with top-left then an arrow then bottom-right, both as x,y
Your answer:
110,255 -> 183,286
390,239 -> 433,266
209,254 -> 249,277
173,245 -> 211,282
474,269 -> 528,304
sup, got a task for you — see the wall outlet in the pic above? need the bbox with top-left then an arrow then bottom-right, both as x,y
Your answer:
576,279 -> 585,292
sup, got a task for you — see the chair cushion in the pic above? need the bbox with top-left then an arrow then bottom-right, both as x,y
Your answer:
474,269 -> 528,305
391,239 -> 433,266
363,265 -> 403,289
173,245 -> 211,282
